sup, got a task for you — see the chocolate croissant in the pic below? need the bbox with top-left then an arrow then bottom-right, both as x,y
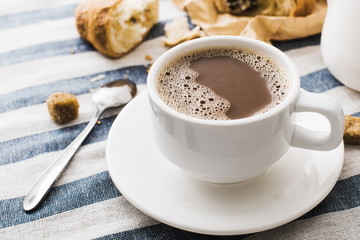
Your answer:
75,0 -> 159,58
215,0 -> 315,17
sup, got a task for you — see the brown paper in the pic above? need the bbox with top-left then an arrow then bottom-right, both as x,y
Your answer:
172,0 -> 327,43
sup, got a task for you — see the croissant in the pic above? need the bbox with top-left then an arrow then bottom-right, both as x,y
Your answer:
75,0 -> 159,58
215,0 -> 315,17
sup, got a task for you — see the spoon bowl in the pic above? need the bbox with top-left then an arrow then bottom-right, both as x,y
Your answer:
23,79 -> 137,212
93,79 -> 137,109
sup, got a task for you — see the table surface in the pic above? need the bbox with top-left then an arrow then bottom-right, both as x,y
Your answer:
1,0 -> 360,239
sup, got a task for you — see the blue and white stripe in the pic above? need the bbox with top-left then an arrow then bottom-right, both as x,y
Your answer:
1,0 -> 360,239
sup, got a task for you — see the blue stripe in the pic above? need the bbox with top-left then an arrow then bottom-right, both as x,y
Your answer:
272,34 -> 321,52
300,68 -> 343,93
0,4 -> 77,30
352,112 -> 360,117
0,38 -> 95,67
0,65 -> 148,113
301,174 -> 360,220
98,173 -> 360,239
0,115 -> 116,165
0,171 -> 121,229
144,21 -> 166,41
0,21 -> 166,67
1,171 -> 360,230
0,56 -> 337,115
0,22 -> 321,68
97,224 -> 250,239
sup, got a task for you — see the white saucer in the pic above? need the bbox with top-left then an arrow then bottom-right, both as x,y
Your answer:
106,91 -> 344,235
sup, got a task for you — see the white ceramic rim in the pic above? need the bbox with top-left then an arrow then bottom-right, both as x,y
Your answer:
147,36 -> 300,126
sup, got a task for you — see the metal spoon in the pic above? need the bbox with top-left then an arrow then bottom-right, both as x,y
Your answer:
23,79 -> 137,212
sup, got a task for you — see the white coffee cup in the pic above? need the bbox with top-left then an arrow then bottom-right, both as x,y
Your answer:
147,36 -> 344,183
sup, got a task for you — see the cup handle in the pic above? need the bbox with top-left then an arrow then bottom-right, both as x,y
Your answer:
290,90 -> 344,151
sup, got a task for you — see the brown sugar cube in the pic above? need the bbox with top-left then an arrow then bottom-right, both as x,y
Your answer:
47,92 -> 79,124
344,115 -> 360,144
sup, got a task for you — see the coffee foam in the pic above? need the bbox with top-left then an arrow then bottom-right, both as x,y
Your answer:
156,48 -> 289,120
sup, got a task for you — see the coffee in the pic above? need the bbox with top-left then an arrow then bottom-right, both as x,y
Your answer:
156,48 -> 288,120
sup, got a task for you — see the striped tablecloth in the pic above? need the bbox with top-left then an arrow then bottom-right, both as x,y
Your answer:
1,0 -> 360,239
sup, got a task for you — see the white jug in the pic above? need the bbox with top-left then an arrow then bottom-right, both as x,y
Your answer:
321,0 -> 360,91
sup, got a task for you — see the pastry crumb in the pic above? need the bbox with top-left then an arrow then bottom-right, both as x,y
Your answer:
145,54 -> 153,60
163,16 -> 203,46
90,74 -> 106,82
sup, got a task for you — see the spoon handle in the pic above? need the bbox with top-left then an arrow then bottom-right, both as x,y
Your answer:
23,107 -> 104,212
